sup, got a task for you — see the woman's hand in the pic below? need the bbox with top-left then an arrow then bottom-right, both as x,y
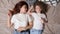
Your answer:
8,10 -> 13,18
17,27 -> 27,32
7,10 -> 13,28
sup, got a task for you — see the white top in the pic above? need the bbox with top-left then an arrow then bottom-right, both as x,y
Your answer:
11,13 -> 32,29
31,13 -> 47,30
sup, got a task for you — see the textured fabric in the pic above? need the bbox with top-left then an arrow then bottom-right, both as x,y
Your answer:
40,0 -> 60,6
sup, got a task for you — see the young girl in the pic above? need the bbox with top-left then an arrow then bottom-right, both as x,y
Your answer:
7,1 -> 33,34
28,1 -> 48,34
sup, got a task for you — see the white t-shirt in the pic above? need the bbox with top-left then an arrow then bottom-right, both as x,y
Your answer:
11,13 -> 32,29
31,13 -> 47,30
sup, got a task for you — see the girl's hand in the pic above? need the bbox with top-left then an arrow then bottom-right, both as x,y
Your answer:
40,18 -> 44,24
41,18 -> 48,23
27,5 -> 33,13
27,6 -> 33,16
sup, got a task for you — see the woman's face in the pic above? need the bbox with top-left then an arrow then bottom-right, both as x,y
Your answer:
20,5 -> 27,13
35,5 -> 42,13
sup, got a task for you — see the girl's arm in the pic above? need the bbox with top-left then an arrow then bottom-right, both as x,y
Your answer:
25,6 -> 33,30
41,18 -> 48,24
40,14 -> 48,24
27,5 -> 33,15
41,18 -> 48,23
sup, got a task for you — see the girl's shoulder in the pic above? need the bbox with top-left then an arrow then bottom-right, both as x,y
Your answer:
31,12 -> 36,15
41,13 -> 45,16
40,13 -> 46,18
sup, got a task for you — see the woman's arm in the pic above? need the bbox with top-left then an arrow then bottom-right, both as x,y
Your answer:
17,20 -> 33,32
25,21 -> 33,30
7,11 -> 14,28
25,14 -> 33,30
17,16 -> 33,32
17,6 -> 33,32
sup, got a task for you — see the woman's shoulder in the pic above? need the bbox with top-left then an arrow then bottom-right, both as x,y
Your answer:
12,14 -> 19,18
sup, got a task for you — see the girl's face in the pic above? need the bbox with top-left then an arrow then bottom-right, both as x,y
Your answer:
35,5 -> 42,13
20,5 -> 27,14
